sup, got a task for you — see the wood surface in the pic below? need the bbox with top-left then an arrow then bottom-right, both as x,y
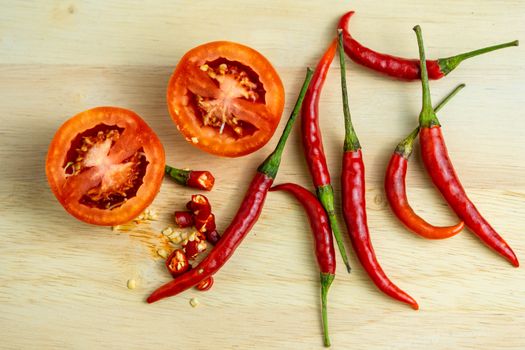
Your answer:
1,1 -> 524,349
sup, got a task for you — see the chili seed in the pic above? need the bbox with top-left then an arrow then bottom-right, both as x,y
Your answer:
127,279 -> 136,290
190,298 -> 199,308
157,248 -> 169,259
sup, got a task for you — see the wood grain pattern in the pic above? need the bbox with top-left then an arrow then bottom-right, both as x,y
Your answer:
1,1 -> 524,349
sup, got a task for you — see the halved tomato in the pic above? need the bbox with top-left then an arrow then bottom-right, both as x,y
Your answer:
167,41 -> 285,157
46,107 -> 165,226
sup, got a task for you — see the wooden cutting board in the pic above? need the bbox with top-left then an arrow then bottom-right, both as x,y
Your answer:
1,1 -> 524,349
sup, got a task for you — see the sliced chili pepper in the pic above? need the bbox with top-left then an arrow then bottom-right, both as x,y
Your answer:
338,31 -> 418,309
183,236 -> 207,260
270,183 -> 335,347
205,230 -> 221,245
165,165 -> 215,191
174,211 -> 194,228
301,39 -> 351,273
147,68 -> 314,303
338,11 -> 518,80
166,249 -> 190,277
385,84 -> 465,239
196,277 -> 214,291
413,25 -> 518,266
194,213 -> 216,233
187,194 -> 212,217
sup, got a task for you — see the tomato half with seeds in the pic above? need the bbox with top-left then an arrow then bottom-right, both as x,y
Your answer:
46,107 -> 165,226
167,41 -> 285,157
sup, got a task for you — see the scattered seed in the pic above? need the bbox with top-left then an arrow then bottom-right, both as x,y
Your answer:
190,298 -> 199,308
157,248 -> 169,259
127,279 -> 136,290
162,227 -> 174,236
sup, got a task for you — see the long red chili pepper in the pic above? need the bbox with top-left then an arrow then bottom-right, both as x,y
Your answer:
302,39 -> 351,272
338,11 -> 518,81
337,30 -> 418,309
270,183 -> 335,347
165,165 -> 215,191
413,25 -> 519,266
385,84 -> 465,239
147,68 -> 314,303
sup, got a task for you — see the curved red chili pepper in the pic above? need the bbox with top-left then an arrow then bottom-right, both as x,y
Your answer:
270,183 -> 335,346
338,11 -> 518,80
302,39 -> 351,272
338,31 -> 418,310
147,68 -> 314,303
165,166 -> 215,191
385,84 -> 465,239
413,25 -> 518,267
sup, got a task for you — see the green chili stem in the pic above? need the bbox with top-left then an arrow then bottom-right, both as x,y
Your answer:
258,68 -> 314,178
318,185 -> 351,273
438,40 -> 519,76
338,29 -> 360,152
414,25 -> 439,128
395,83 -> 466,158
320,272 -> 335,347
165,165 -> 190,185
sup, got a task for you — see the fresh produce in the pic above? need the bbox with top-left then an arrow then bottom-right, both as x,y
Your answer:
301,39 -> 351,272
146,68 -> 313,303
165,165 -> 215,191
166,249 -> 190,277
338,11 -> 518,80
337,31 -> 418,310
270,183 -> 335,347
46,107 -> 165,226
167,41 -> 285,157
385,84 -> 465,239
174,211 -> 194,228
413,25 -> 518,266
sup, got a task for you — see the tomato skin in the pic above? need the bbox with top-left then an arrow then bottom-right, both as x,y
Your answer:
46,107 -> 165,226
167,41 -> 285,157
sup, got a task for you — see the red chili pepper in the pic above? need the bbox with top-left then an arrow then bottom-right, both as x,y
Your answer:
165,166 -> 215,191
270,183 -> 335,347
196,277 -> 214,291
301,39 -> 351,272
174,211 -> 194,228
183,237 -> 207,260
337,31 -> 418,309
413,25 -> 518,266
338,11 -> 518,81
385,84 -> 465,239
205,230 -> 221,245
165,249 -> 190,277
147,68 -> 314,303
194,213 -> 216,233
187,194 -> 212,217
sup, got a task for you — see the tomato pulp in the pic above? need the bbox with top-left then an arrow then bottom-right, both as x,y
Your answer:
46,107 -> 165,226
167,41 -> 285,157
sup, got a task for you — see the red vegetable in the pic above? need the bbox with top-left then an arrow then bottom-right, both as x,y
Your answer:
338,11 -> 518,80
166,41 -> 285,157
385,84 -> 465,239
45,107 -> 165,226
147,68 -> 314,303
165,166 -> 215,191
196,277 -> 214,291
174,211 -> 194,228
338,31 -> 418,309
187,194 -> 212,217
301,39 -> 351,272
205,230 -> 221,245
194,213 -> 216,233
270,183 -> 335,347
183,237 -> 207,260
413,25 -> 518,266
166,249 -> 190,277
